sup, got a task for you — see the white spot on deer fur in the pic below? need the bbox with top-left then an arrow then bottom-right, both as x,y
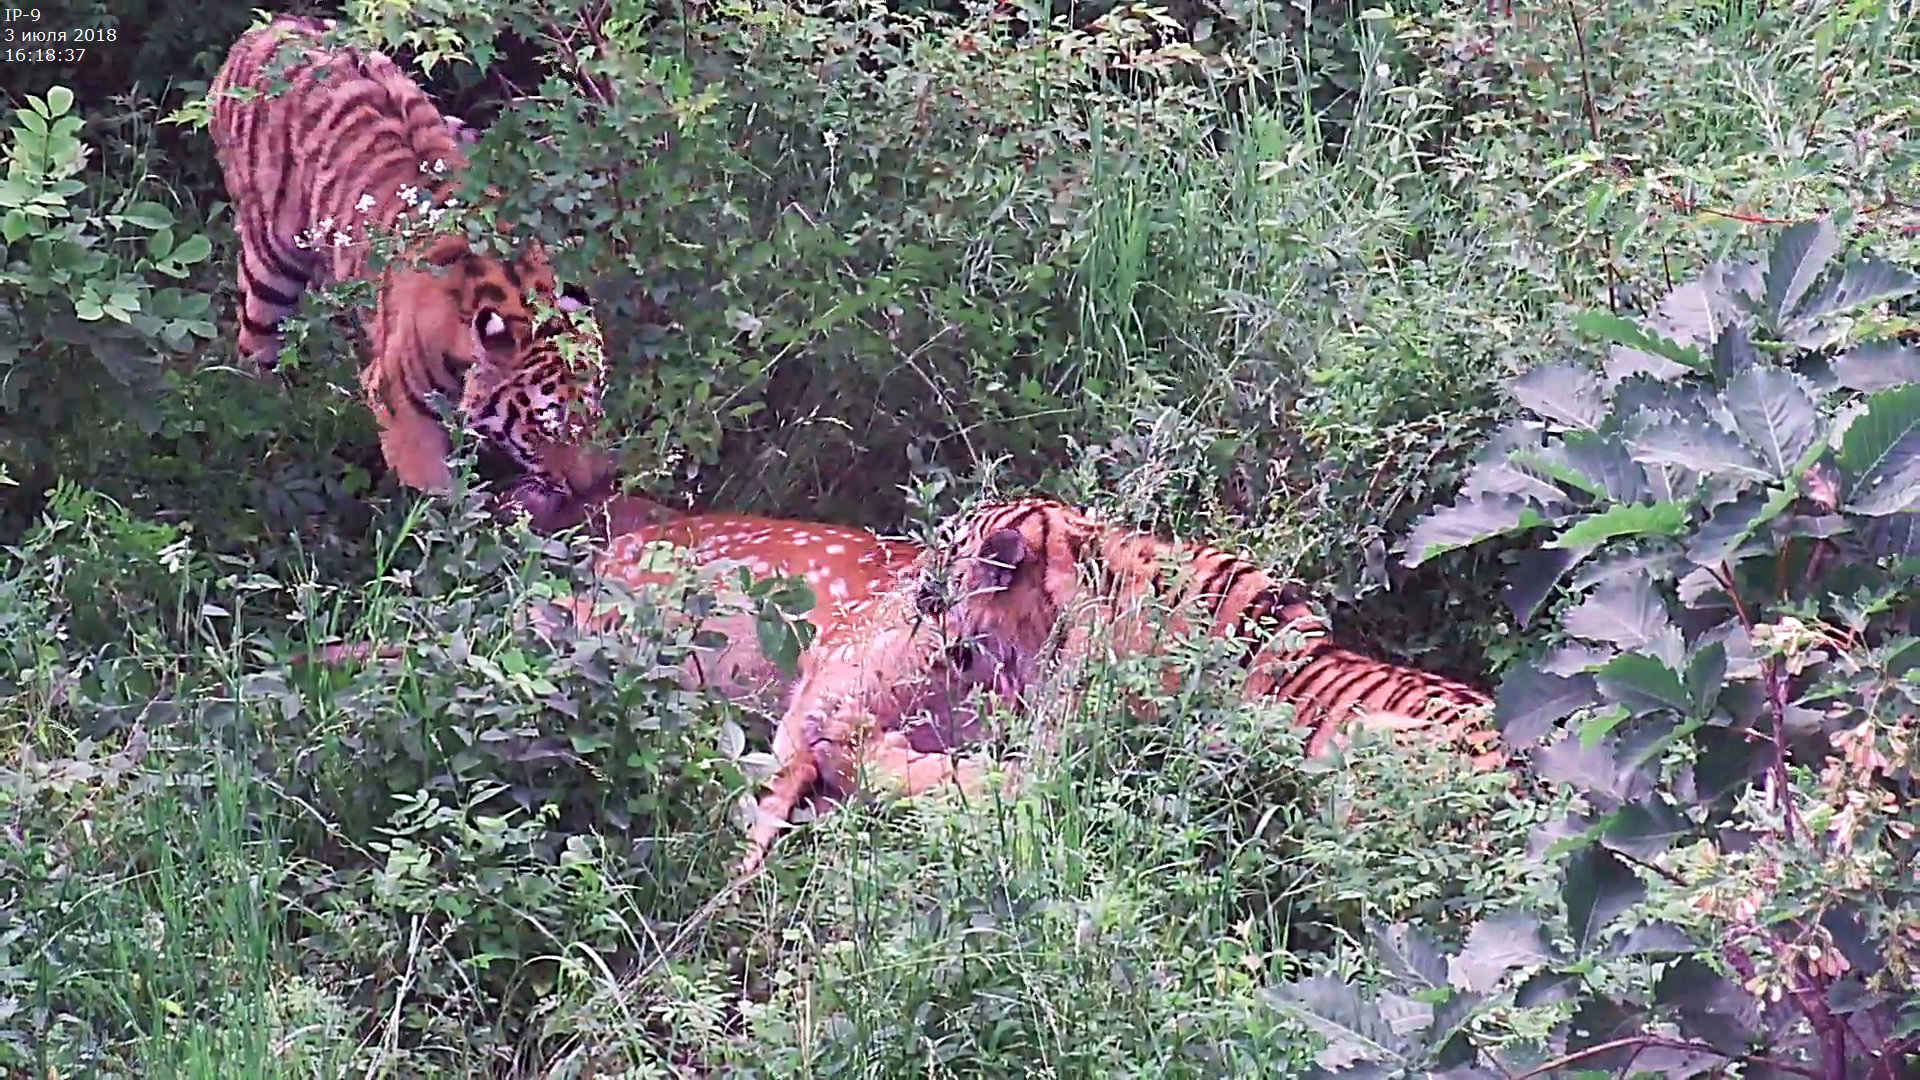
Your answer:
829,580 -> 849,599
825,543 -> 846,555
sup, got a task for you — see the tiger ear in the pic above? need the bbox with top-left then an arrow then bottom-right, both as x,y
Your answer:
972,527 -> 1030,592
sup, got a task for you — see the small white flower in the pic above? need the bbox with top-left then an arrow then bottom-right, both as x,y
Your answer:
398,184 -> 420,204
824,130 -> 840,149
432,159 -> 447,174
332,231 -> 350,246
317,216 -> 334,232
354,192 -> 375,214
294,233 -> 312,250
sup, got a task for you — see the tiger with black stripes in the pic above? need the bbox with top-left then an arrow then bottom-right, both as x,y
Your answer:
914,497 -> 1507,770
208,15 -> 613,503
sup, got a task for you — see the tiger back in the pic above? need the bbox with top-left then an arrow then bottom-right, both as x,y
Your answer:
919,498 -> 1507,770
208,16 -> 612,500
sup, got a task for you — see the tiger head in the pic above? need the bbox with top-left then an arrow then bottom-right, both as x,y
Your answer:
915,497 -> 1325,695
460,284 -> 615,502
370,234 -> 618,508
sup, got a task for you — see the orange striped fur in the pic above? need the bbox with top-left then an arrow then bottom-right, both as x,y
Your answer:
919,498 -> 1505,770
209,15 -> 612,500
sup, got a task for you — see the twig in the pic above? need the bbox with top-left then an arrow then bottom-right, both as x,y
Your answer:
1509,1033 -> 1819,1080
1562,0 -> 1617,312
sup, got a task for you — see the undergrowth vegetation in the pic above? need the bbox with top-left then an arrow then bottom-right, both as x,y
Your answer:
3,0 -> 1917,1074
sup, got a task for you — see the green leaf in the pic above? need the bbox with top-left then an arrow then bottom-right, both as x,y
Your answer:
1838,384 -> 1920,515
1261,976 -> 1407,1071
1791,257 -> 1920,328
1595,652 -> 1690,716
1601,800 -> 1690,861
1686,488 -> 1793,566
171,233 -> 213,265
15,107 -> 46,136
1494,666 -> 1597,746
1763,217 -> 1840,324
1447,912 -> 1551,992
1573,311 -> 1705,374
1564,846 -> 1644,957
1501,546 -> 1590,627
147,226 -> 175,260
1561,577 -> 1674,654
1369,922 -> 1447,989
756,609 -> 804,680
1508,362 -> 1608,430
1401,495 -> 1550,567
46,86 -> 74,118
1684,643 -> 1727,720
1629,418 -> 1773,481
1547,502 -> 1689,549
1831,341 -> 1920,392
1510,433 -> 1646,503
120,201 -> 175,229
1723,367 -> 1818,478
1656,960 -> 1762,1055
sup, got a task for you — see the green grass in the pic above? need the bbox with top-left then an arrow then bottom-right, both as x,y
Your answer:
5,0 -> 1916,1073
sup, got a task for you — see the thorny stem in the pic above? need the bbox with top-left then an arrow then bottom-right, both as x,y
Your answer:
1724,941 -> 1850,1080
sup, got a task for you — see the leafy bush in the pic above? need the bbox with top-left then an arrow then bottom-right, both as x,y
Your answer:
1266,220 -> 1920,1077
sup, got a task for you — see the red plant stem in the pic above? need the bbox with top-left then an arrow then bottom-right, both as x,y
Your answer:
1725,941 -> 1849,1080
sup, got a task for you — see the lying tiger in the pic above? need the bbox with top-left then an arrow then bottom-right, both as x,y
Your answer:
737,497 -> 1508,872
915,497 -> 1506,767
209,15 -> 614,510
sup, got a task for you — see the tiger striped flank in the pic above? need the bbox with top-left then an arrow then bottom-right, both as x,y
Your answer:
919,497 -> 1506,770
208,15 -> 613,501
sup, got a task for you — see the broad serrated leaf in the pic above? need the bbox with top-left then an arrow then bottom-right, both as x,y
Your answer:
1601,800 -> 1690,861
1494,666 -> 1598,746
1656,960 -> 1762,1055
1831,341 -> 1920,392
1401,495 -> 1550,567
1564,845 -> 1645,957
1501,546 -> 1590,627
1262,976 -> 1408,1071
1791,256 -> 1920,329
1511,432 -> 1648,503
1538,643 -> 1615,675
1535,731 -> 1654,805
1630,418 -> 1773,481
1763,218 -> 1840,323
1447,912 -> 1551,992
1686,488 -> 1793,566
1370,922 -> 1448,989
1547,502 -> 1689,549
1723,367 -> 1819,477
1574,311 -> 1706,375
1595,652 -> 1691,716
1508,363 -> 1607,430
1710,322 -> 1757,382
1685,642 -> 1727,720
1562,577 -> 1674,653
1568,543 -> 1686,591
1605,921 -> 1694,959
1838,384 -> 1920,515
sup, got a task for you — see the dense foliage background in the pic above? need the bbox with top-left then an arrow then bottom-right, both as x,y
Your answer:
2,0 -> 1916,1074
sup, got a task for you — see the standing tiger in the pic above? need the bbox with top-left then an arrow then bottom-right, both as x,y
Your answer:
913,497 -> 1508,770
208,15 -> 614,503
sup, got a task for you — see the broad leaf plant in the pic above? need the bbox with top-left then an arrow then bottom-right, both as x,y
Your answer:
1267,219 -> 1920,1078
